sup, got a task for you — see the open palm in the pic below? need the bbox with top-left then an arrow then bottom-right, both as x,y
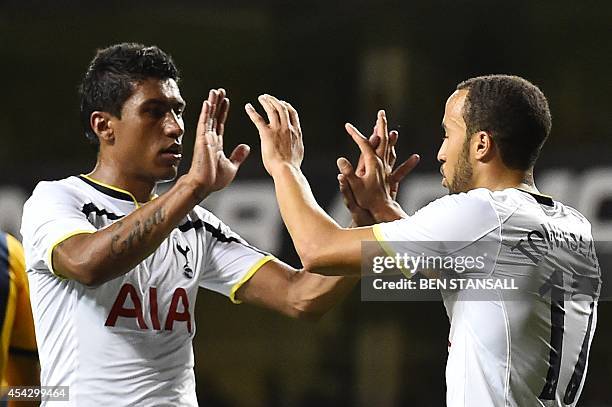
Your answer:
189,88 -> 250,198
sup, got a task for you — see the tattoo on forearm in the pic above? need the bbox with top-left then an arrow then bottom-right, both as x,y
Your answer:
110,207 -> 166,257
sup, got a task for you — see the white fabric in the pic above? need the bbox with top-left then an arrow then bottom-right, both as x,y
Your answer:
375,188 -> 600,407
21,176 -> 270,406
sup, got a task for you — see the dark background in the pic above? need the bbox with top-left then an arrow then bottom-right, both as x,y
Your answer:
1,1 -> 611,405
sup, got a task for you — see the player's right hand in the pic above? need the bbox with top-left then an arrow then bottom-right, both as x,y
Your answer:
185,88 -> 250,200
337,110 -> 419,220
245,94 -> 304,177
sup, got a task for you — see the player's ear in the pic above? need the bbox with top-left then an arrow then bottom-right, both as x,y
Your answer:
473,131 -> 495,162
91,111 -> 115,144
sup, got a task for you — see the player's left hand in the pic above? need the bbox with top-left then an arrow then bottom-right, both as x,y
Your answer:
245,94 -> 304,177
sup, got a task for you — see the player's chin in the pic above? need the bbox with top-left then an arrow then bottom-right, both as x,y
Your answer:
154,163 -> 180,182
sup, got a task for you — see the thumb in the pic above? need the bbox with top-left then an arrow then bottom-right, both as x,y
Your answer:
336,157 -> 355,176
338,174 -> 360,212
229,144 -> 251,166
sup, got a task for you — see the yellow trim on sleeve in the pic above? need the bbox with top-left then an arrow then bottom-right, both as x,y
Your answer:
372,224 -> 413,279
80,174 -> 142,208
46,230 -> 96,279
229,255 -> 275,304
372,224 -> 396,258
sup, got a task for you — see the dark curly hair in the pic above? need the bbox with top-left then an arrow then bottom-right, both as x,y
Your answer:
457,75 -> 552,170
79,43 -> 180,144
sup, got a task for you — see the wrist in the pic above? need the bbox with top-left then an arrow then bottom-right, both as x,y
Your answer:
370,199 -> 405,223
270,162 -> 301,179
176,176 -> 209,204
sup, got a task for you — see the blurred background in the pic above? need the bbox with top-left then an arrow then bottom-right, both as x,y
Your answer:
1,1 -> 611,405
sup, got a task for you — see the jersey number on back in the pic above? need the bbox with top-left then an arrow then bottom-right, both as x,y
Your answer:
539,268 -> 596,404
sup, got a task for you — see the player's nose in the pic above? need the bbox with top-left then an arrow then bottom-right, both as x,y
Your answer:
164,114 -> 184,139
437,147 -> 446,163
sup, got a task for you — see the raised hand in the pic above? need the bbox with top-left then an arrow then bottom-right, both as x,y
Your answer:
245,94 -> 304,176
337,131 -> 383,226
337,110 -> 419,222
187,88 -> 250,200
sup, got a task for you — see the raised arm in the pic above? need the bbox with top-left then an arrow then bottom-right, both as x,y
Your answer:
53,89 -> 250,286
233,125 -> 413,316
245,95 -> 382,274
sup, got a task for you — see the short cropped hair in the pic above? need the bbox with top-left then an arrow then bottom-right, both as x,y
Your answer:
79,43 -> 179,144
456,75 -> 552,170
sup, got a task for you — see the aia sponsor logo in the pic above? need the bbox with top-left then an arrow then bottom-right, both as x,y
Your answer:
105,283 -> 192,333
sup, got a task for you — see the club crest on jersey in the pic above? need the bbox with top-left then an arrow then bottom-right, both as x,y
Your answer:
176,242 -> 194,279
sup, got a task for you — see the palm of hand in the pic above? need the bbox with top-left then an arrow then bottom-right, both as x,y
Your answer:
187,88 -> 250,199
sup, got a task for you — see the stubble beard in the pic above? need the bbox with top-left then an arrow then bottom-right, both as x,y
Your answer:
448,140 -> 473,194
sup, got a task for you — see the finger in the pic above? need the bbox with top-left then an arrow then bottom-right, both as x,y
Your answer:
206,89 -> 219,133
374,134 -> 385,160
389,130 -> 398,146
216,89 -> 230,136
211,87 -> 224,114
197,100 -> 211,138
286,102 -> 301,129
207,89 -> 218,106
338,174 -> 361,212
266,95 -> 290,129
228,143 -> 251,166
217,98 -> 229,138
258,94 -> 280,127
369,134 -> 381,149
197,99 -> 209,128
336,157 -> 355,177
193,101 -> 217,171
388,130 -> 398,168
390,154 -> 420,185
216,87 -> 226,102
356,135 -> 380,176
376,110 -> 389,163
345,122 -> 376,160
244,103 -> 267,132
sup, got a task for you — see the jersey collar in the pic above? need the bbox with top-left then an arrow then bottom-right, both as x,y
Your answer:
515,188 -> 554,207
78,174 -> 145,208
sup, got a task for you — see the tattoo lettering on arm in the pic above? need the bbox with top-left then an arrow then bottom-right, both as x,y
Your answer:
110,207 -> 166,257
110,220 -> 125,257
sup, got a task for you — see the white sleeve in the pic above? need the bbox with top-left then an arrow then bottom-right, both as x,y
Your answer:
373,188 -> 501,258
20,181 -> 96,275
196,209 -> 274,303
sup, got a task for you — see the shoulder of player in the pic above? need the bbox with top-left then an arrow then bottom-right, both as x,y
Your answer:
556,201 -> 590,224
419,188 -> 497,216
27,175 -> 85,202
185,205 -> 218,227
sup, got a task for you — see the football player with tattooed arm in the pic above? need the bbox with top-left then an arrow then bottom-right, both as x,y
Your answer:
19,43 -> 410,407
246,75 -> 600,407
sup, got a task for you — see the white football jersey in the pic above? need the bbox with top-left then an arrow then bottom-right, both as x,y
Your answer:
21,175 -> 273,406
373,188 -> 601,407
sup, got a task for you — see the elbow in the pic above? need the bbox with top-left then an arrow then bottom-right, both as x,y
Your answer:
77,272 -> 104,288
56,254 -> 106,287
298,241 -> 330,272
287,301 -> 325,322
285,285 -> 327,322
